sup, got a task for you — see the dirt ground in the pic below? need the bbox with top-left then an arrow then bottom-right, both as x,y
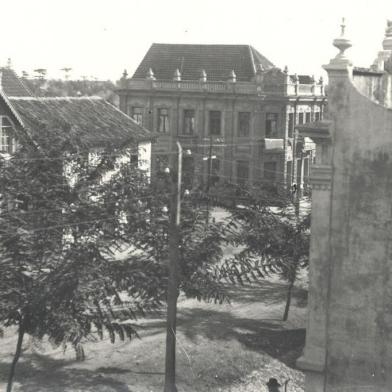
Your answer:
0,276 -> 308,392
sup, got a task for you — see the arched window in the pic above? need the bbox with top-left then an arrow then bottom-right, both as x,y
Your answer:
0,116 -> 15,154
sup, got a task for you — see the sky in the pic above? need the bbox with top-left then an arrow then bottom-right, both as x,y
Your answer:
2,0 -> 392,81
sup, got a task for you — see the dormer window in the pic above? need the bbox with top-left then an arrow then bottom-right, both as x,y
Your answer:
0,116 -> 15,154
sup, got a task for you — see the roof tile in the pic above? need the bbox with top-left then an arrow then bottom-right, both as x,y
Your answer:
9,97 -> 154,147
1,68 -> 33,97
132,44 -> 274,82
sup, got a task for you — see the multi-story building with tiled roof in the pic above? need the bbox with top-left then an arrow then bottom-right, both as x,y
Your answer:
117,43 -> 327,193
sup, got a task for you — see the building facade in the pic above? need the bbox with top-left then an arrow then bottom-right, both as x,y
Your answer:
297,21 -> 392,391
116,44 -> 326,193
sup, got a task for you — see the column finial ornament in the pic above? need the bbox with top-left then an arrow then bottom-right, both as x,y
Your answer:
382,20 -> 392,50
331,17 -> 352,64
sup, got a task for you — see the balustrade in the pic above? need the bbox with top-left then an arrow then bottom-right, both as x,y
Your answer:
124,78 -> 324,96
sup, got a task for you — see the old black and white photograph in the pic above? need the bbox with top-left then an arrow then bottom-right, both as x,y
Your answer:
1,0 -> 392,391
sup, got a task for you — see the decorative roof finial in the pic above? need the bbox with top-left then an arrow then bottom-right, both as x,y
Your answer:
228,69 -> 236,83
340,17 -> 346,36
146,68 -> 155,80
383,20 -> 392,50
283,65 -> 289,74
331,17 -> 352,65
6,58 -> 12,69
200,69 -> 207,82
256,63 -> 264,74
173,68 -> 181,81
122,69 -> 128,79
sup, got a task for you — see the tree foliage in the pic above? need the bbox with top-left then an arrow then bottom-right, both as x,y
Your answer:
22,77 -> 118,104
217,186 -> 311,318
0,119 -> 228,390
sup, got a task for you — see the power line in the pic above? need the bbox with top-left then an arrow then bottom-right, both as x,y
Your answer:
0,192 -> 174,220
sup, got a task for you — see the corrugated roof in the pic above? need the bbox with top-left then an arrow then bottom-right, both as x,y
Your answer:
0,67 -> 33,97
132,43 -> 274,82
9,97 -> 154,147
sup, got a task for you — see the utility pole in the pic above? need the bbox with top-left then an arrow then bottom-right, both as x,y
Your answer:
283,165 -> 300,321
205,135 -> 213,225
164,141 -> 182,392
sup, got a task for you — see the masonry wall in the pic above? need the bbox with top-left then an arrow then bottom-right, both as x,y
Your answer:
323,71 -> 392,391
353,72 -> 392,108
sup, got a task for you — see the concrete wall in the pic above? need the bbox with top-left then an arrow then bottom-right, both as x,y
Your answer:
323,71 -> 392,391
353,72 -> 392,108
301,62 -> 392,391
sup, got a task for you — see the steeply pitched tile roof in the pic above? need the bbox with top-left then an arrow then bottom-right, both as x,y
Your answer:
132,44 -> 274,82
0,67 -> 33,97
9,97 -> 154,147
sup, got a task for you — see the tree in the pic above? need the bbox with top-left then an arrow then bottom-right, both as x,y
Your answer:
60,67 -> 72,80
0,120 -> 228,391
0,119 -> 162,391
219,186 -> 310,320
33,68 -> 47,80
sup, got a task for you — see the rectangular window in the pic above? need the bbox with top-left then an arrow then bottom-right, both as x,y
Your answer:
0,117 -> 14,154
264,161 -> 277,181
238,112 -> 251,137
298,112 -> 304,125
131,107 -> 143,125
157,108 -> 169,133
265,113 -> 278,137
237,160 -> 249,185
314,112 -> 320,121
288,113 -> 294,138
183,109 -> 195,135
209,111 -> 221,136
305,112 -> 311,123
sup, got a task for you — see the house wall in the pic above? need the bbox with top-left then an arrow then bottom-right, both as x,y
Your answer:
138,141 -> 151,177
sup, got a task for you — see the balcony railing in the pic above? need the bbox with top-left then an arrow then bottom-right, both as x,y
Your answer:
119,78 -> 325,97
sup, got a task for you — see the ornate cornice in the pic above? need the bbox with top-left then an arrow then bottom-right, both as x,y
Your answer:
310,165 -> 332,188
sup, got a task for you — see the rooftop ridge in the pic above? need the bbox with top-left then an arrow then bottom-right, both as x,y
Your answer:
247,45 -> 257,75
9,96 -> 103,101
